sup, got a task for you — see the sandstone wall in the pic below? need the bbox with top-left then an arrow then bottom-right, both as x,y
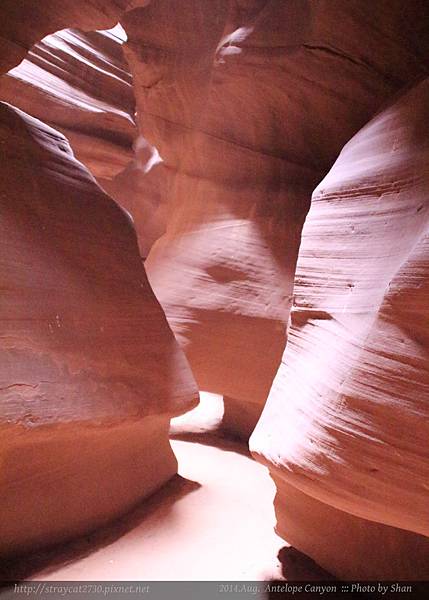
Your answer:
251,78 -> 429,579
122,0 -> 429,436
0,28 -> 135,180
0,0 -> 137,74
0,102 -> 198,557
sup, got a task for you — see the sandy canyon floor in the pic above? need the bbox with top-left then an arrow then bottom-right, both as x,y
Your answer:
1,395 -> 332,585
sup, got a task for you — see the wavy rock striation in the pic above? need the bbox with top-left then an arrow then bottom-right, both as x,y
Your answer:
250,78 -> 429,579
0,0 -> 142,75
122,0 -> 429,437
0,28 -> 135,180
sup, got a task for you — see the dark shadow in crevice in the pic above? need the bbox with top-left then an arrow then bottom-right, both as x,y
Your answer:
0,475 -> 200,583
276,546 -> 336,581
265,547 -> 370,600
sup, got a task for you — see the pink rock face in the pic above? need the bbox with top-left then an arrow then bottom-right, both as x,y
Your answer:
0,28 -> 135,180
122,0 -> 429,437
250,79 -> 429,578
0,102 -> 198,557
0,0 -> 136,74
0,0 -> 428,579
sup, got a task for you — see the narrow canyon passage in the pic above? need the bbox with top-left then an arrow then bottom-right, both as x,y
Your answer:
9,444 -> 283,581
1,0 -> 429,589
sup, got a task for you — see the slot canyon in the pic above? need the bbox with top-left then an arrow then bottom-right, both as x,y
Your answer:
0,0 -> 428,592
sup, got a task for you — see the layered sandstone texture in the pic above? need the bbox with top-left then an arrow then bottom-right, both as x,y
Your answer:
0,20 -> 168,259
0,102 -> 198,558
251,79 -> 429,579
122,0 -> 429,436
0,28 -> 135,180
0,0 -> 145,75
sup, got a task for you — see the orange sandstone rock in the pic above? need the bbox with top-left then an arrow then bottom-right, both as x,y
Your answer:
0,102 -> 198,557
0,28 -> 135,180
251,79 -> 429,579
0,0 -> 137,74
99,136 -> 170,258
122,0 -> 429,437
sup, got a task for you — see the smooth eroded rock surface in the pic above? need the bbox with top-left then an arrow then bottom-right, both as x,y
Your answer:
122,0 -> 429,436
99,136 -> 169,258
0,102 -> 198,557
271,475 -> 429,581
251,78 -> 429,578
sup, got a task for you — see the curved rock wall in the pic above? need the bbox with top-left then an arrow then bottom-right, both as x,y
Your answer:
0,0 -> 136,74
250,78 -> 429,579
99,137 -> 170,258
122,0 -> 429,436
0,22 -> 171,258
0,0 -> 428,578
0,28 -> 135,180
0,102 -> 198,557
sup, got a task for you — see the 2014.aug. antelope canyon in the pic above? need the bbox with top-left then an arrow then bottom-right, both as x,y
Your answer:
0,0 -> 428,594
